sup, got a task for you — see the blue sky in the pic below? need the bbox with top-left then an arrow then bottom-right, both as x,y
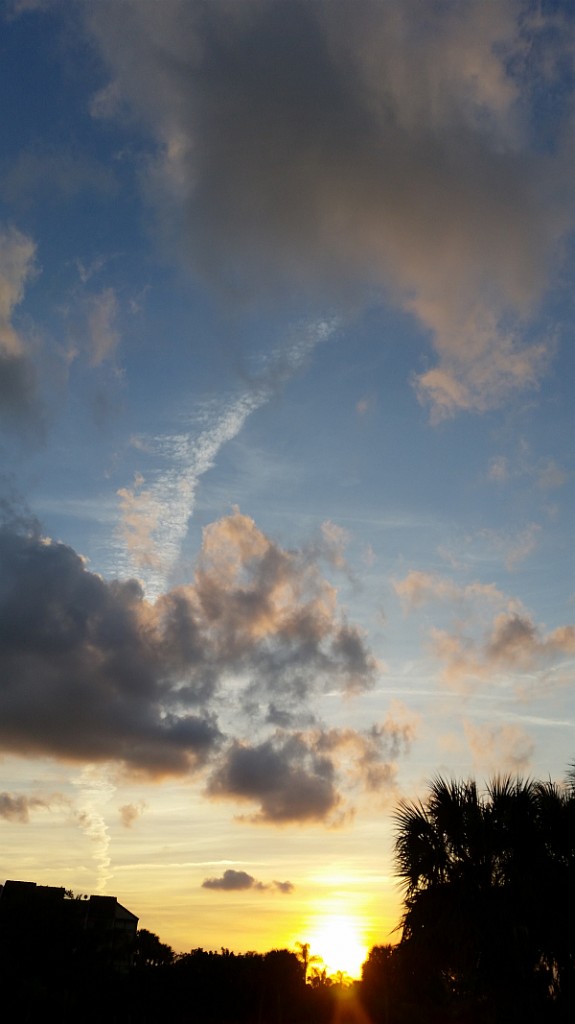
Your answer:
0,0 -> 574,969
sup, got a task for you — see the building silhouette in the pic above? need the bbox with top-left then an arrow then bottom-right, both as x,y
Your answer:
0,879 -> 138,972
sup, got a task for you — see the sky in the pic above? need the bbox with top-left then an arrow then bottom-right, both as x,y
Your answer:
0,0 -> 574,976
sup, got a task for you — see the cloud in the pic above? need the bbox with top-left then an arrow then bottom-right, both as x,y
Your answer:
488,456 -> 509,483
207,734 -> 340,825
190,509 -> 377,706
114,319 -> 334,594
438,523 -> 542,573
536,459 -> 568,491
119,802 -> 146,828
0,148 -> 117,209
0,792 -> 50,823
432,611 -> 575,688
0,506 -> 376,789
73,765 -> 116,893
202,869 -> 293,893
316,705 -> 417,793
393,570 -> 507,612
86,288 -> 121,366
394,566 -> 575,691
487,449 -> 568,491
0,519 -> 222,776
483,524 -> 542,571
207,706 -> 414,824
0,224 -> 40,428
84,0 -> 575,417
463,721 -> 535,776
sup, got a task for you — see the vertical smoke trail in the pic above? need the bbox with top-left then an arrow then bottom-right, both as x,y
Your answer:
73,765 -> 116,893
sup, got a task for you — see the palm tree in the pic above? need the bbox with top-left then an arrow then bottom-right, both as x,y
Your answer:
394,767 -> 575,1022
295,941 -> 321,983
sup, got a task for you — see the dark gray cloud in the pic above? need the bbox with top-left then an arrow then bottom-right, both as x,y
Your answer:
207,734 -> 340,824
0,224 -> 43,432
85,0 -> 575,416
207,710 -> 416,823
0,350 -> 40,430
0,523 -> 221,776
0,508 -> 378,790
202,868 -> 294,894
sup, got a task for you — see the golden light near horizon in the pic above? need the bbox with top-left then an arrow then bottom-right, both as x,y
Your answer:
307,914 -> 368,980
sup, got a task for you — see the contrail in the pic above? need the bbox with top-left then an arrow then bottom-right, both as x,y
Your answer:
73,765 -> 116,894
114,319 -> 336,596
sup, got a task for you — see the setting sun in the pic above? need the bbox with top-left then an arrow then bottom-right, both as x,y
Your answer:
308,915 -> 368,980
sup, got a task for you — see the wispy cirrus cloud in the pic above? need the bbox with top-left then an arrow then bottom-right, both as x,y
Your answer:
86,287 -> 121,367
393,570 -> 508,612
437,522 -> 542,573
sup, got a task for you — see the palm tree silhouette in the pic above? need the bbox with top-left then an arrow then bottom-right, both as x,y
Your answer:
393,768 -> 575,1021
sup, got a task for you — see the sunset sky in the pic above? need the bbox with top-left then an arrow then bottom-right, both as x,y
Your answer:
1,0 -> 574,976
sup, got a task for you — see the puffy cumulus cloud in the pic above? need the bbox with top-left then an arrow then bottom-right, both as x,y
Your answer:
432,611 -> 575,688
207,734 -> 340,825
189,510 -> 377,704
463,721 -> 535,776
0,522 -> 221,776
0,791 -> 51,823
118,802 -> 146,828
0,508 -> 377,789
202,869 -> 293,894
84,0 -> 575,417
207,707 -> 415,824
0,224 -> 39,428
313,706 -> 417,795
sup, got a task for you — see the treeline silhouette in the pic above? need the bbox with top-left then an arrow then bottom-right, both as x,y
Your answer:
1,764 -> 574,1022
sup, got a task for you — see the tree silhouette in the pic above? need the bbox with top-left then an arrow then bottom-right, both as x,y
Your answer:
295,941 -> 321,983
393,769 -> 575,1022
134,928 -> 174,968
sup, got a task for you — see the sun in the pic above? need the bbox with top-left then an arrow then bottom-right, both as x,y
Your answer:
307,914 -> 368,980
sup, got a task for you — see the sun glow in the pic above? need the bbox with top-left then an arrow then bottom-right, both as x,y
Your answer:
308,914 -> 368,980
